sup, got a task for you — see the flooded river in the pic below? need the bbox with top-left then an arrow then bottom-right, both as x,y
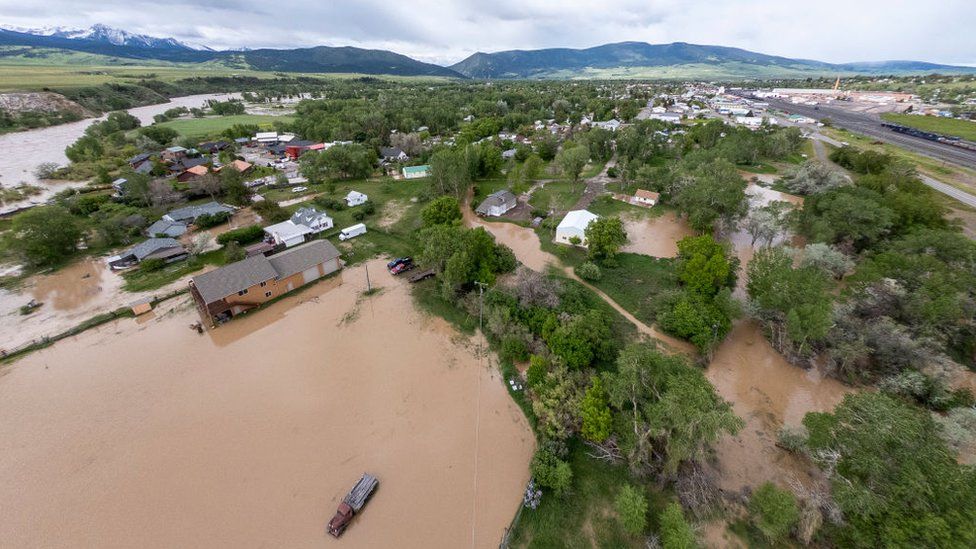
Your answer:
0,260 -> 534,548
0,93 -> 239,213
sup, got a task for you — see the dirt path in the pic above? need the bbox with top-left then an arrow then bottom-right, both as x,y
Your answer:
0,261 -> 534,548
572,156 -> 617,210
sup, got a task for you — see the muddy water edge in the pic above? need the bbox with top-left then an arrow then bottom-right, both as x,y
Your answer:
0,261 -> 534,548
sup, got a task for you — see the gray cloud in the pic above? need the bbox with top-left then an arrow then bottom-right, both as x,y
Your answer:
1,0 -> 973,66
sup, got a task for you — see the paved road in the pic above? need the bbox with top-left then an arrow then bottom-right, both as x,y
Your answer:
918,174 -> 976,208
760,98 -> 976,170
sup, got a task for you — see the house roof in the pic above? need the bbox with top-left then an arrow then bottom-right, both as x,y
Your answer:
291,207 -> 330,227
346,191 -> 367,200
635,189 -> 660,201
380,146 -> 406,158
223,159 -> 252,172
557,210 -> 599,231
263,220 -> 313,240
287,140 -> 315,148
146,218 -> 187,237
165,146 -> 187,153
476,190 -> 517,214
402,164 -> 430,175
165,201 -> 233,222
127,152 -> 151,165
184,165 -> 209,176
268,240 -> 341,280
125,238 -> 185,261
192,255 -> 280,304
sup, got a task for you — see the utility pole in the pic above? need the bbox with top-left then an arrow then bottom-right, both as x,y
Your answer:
364,261 -> 371,293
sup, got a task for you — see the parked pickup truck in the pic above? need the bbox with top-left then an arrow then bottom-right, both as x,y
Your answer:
327,473 -> 379,537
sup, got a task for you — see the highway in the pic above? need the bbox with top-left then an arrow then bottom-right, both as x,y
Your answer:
760,98 -> 976,170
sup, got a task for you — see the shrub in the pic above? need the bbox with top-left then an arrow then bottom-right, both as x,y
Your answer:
575,261 -> 602,281
530,447 -> 572,496
194,211 -> 232,229
749,482 -> 800,544
526,354 -> 548,388
224,241 -> 246,263
659,502 -> 696,549
607,166 -> 619,178
252,200 -> 289,223
615,484 -> 649,535
501,336 -> 530,363
352,209 -> 368,222
217,224 -> 264,246
139,258 -> 165,272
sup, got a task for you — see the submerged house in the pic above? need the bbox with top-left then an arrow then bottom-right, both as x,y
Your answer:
189,240 -> 342,326
475,190 -> 518,217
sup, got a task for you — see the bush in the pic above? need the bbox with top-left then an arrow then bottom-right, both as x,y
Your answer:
139,258 -> 165,272
526,354 -> 548,388
352,209 -> 368,222
575,261 -> 602,281
749,482 -> 800,544
194,211 -> 232,229
530,447 -> 573,496
224,241 -> 246,263
777,426 -> 808,454
217,224 -> 264,246
607,166 -> 619,178
615,484 -> 648,535
253,199 -> 289,223
501,336 -> 530,363
659,502 -> 696,549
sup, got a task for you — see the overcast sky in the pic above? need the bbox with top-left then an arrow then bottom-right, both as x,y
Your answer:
2,0 -> 974,66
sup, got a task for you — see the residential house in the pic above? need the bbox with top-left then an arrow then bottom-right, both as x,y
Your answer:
127,152 -> 152,168
145,218 -> 188,238
163,201 -> 234,224
263,220 -> 314,248
475,190 -> 518,217
380,146 -> 409,163
162,146 -> 188,161
177,164 -> 209,182
345,191 -> 368,207
501,149 -> 517,160
197,140 -> 230,154
189,240 -> 342,325
650,113 -> 681,123
108,238 -> 187,269
555,210 -> 599,246
634,189 -> 660,206
402,165 -> 430,179
593,119 -> 621,131
218,159 -> 252,174
111,178 -> 128,195
291,207 -> 333,233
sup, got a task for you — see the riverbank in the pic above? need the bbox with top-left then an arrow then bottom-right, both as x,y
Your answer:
0,260 -> 534,548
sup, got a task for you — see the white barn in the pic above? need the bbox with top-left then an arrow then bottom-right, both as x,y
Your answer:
555,210 -> 599,246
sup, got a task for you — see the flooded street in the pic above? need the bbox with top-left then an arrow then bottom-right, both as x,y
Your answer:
620,211 -> 694,258
705,321 -> 851,492
0,93 -> 239,213
0,261 -> 534,548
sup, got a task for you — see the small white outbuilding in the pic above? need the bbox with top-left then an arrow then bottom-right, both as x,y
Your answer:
555,209 -> 599,246
346,191 -> 368,207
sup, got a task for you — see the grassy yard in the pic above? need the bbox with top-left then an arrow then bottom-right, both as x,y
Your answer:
530,181 -> 585,213
881,113 -> 976,142
587,253 -> 679,326
158,115 -> 294,139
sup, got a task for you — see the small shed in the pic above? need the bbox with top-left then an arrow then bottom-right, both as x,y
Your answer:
634,189 -> 660,206
345,191 -> 368,207
130,297 -> 153,316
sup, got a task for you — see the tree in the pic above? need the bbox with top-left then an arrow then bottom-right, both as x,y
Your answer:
657,289 -> 737,352
605,344 -> 743,474
10,206 -> 81,267
190,173 -> 222,201
798,242 -> 853,279
615,485 -> 649,535
659,503 -> 697,549
742,201 -> 791,247
546,310 -> 614,369
584,216 -> 627,264
749,483 -> 800,544
555,144 -> 589,183
798,186 -> 895,250
782,160 -> 848,195
253,200 -> 290,223
420,195 -> 461,227
580,376 -> 613,443
671,159 -> 748,232
220,166 -> 251,206
64,135 -> 104,163
536,136 -> 559,161
530,447 -> 573,495
138,125 -> 178,146
429,148 -> 470,197
675,235 -> 737,296
224,241 -> 246,263
148,180 -> 181,208
575,261 -> 602,281
803,392 -> 976,547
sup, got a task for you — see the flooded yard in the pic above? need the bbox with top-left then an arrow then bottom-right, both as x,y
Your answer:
620,211 -> 694,258
0,260 -> 534,548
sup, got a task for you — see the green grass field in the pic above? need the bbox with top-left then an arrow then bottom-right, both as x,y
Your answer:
881,113 -> 976,142
157,115 -> 294,138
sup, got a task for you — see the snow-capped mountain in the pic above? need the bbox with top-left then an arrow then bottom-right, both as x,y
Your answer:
0,24 -> 196,51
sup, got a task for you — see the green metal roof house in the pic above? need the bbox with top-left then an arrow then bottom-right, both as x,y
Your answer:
402,165 -> 431,179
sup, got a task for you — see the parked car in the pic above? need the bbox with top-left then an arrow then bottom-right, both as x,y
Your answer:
387,257 -> 412,270
291,186 -> 308,193
389,259 -> 415,275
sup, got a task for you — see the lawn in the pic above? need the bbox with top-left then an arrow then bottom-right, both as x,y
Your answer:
881,113 -> 976,142
585,253 -> 679,326
122,248 -> 227,292
530,181 -> 585,213
158,115 -> 294,139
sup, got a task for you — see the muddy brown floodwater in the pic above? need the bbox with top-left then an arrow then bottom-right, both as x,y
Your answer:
0,260 -> 534,548
620,211 -> 695,258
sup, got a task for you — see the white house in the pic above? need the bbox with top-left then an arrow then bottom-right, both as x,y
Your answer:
290,207 -> 333,233
555,210 -> 599,246
345,191 -> 368,207
475,190 -> 518,217
263,221 -> 314,248
593,119 -> 621,132
634,189 -> 660,206
650,113 -> 681,123
735,116 -> 765,128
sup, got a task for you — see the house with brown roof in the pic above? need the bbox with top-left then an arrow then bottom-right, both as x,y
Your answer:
176,164 -> 209,182
634,189 -> 660,206
189,240 -> 342,326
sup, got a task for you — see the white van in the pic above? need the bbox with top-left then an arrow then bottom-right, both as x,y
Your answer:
338,223 -> 367,241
